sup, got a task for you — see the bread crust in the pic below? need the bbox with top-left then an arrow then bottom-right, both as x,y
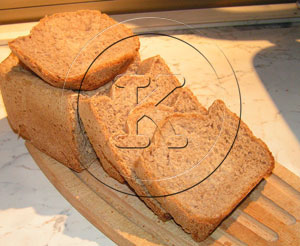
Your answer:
0,54 -> 30,139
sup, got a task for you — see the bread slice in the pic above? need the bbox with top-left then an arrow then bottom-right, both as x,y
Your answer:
80,53 -> 141,183
79,55 -> 207,220
9,10 -> 140,91
0,53 -> 96,172
135,100 -> 275,241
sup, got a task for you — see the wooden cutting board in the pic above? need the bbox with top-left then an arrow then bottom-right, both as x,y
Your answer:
25,141 -> 300,246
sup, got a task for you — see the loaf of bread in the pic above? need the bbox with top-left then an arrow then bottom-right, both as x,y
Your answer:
135,100 -> 275,241
0,54 -> 96,171
9,10 -> 140,90
1,10 -> 276,243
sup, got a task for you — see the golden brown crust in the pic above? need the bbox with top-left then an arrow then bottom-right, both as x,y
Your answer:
0,54 -> 30,139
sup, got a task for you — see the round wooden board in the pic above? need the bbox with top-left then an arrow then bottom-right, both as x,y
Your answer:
25,141 -> 300,246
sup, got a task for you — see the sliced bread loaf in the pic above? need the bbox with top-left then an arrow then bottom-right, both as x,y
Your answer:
79,55 -> 207,220
0,54 -> 96,172
9,10 -> 140,90
135,100 -> 275,241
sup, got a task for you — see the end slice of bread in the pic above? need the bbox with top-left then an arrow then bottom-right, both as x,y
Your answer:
135,100 -> 275,241
9,10 -> 140,91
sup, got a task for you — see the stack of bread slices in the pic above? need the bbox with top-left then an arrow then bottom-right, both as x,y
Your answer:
0,10 -> 274,242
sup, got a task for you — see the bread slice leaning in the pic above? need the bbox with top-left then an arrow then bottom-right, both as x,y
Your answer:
80,53 -> 141,184
9,10 -> 140,91
135,100 -> 275,241
79,55 -> 207,221
0,54 -> 96,172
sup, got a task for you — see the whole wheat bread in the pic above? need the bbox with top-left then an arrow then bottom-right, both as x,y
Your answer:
2,9 -> 276,243
135,100 -> 275,241
0,54 -> 96,172
9,10 -> 140,91
79,55 -> 207,220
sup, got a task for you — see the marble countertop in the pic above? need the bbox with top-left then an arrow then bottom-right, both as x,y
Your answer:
0,21 -> 299,246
